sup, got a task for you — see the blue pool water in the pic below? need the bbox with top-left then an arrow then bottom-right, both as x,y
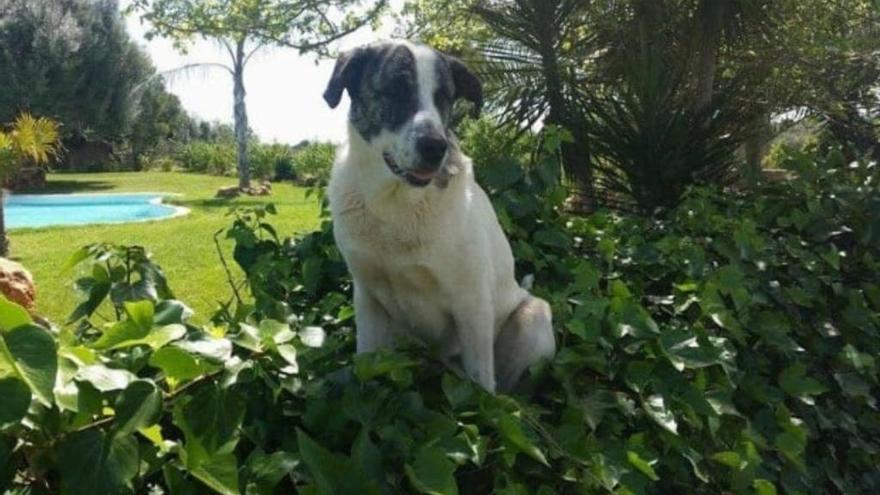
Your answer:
5,193 -> 181,229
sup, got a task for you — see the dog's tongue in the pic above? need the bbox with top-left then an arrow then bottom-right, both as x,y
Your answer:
409,169 -> 436,180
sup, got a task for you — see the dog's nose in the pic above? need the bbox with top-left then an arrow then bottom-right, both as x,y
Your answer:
416,135 -> 448,166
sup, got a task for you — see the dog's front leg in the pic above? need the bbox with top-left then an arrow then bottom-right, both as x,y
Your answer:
455,302 -> 497,393
354,283 -> 395,353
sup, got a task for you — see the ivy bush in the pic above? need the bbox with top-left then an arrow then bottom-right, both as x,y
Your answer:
0,139 -> 878,494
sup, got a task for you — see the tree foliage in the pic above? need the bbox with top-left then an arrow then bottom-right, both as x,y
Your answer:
128,0 -> 387,188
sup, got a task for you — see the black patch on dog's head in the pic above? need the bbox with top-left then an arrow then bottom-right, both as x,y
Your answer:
323,42 -> 484,142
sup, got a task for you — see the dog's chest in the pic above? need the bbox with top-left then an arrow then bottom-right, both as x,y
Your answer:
334,189 -> 444,254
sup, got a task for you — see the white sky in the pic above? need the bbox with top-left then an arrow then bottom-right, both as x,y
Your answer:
121,1 -> 404,145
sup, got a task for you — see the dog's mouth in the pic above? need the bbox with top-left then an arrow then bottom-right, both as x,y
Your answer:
383,152 -> 435,188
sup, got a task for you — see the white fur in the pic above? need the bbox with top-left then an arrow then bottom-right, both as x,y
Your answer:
328,44 -> 555,393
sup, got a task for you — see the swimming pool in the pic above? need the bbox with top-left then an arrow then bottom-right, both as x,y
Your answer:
4,193 -> 186,229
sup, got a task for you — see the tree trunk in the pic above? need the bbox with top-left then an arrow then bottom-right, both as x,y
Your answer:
533,1 -> 594,208
743,113 -> 770,188
694,3 -> 723,110
233,39 -> 251,190
0,189 -> 8,257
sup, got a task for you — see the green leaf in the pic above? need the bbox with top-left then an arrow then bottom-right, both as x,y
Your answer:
0,377 -> 31,429
710,451 -> 745,469
495,413 -> 549,466
354,351 -> 418,382
91,320 -> 148,350
302,257 -> 323,295
149,346 -> 218,385
405,446 -> 459,495
297,428 -> 352,495
110,324 -> 186,350
113,380 -> 162,436
174,336 -> 232,363
753,479 -> 778,495
0,295 -> 30,331
174,384 -> 244,465
0,324 -> 57,406
75,364 -> 137,392
258,319 -> 295,345
778,363 -> 827,398
124,299 -> 155,330
626,450 -> 659,481
245,450 -> 300,495
190,452 -> 240,495
58,430 -> 139,495
642,395 -> 678,434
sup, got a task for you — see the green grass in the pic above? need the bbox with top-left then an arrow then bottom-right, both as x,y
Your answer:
7,172 -> 321,323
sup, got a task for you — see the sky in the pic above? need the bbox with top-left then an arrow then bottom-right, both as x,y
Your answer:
121,1 -> 404,145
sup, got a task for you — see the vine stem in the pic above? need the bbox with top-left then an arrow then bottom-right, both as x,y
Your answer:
214,228 -> 244,306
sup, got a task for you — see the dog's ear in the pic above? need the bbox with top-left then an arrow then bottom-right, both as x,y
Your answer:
323,47 -> 372,109
445,55 -> 483,117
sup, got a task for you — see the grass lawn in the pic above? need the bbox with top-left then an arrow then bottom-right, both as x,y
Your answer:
7,172 -> 321,323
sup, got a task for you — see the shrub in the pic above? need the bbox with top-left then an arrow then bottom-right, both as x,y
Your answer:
292,141 -> 335,186
1,139 -> 877,494
251,142 -> 295,181
175,141 -> 236,176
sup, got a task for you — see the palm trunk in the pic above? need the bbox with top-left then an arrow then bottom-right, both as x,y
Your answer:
233,39 -> 251,190
0,189 -> 8,257
743,113 -> 770,188
534,2 -> 594,208
695,4 -> 722,111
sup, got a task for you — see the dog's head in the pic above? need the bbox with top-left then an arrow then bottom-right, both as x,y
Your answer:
323,41 -> 482,187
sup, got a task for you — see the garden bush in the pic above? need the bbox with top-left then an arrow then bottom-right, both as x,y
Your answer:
175,141 -> 237,176
292,142 -> 335,186
0,137 -> 878,494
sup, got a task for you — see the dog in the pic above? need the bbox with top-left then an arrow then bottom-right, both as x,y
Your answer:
323,40 -> 556,393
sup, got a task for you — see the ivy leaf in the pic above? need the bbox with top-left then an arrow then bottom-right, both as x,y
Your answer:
0,324 -> 58,406
626,451 -> 660,481
57,430 -> 139,495
0,378 -> 31,429
113,380 -> 162,436
0,295 -> 30,331
753,479 -> 778,495
642,395 -> 678,434
109,324 -> 186,350
245,450 -> 300,495
405,446 -> 459,495
778,363 -> 827,399
75,364 -> 137,392
495,413 -> 549,466
189,452 -> 240,495
297,428 -> 353,494
149,346 -> 219,386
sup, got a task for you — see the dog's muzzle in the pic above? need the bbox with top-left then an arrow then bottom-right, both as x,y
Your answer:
383,152 -> 439,187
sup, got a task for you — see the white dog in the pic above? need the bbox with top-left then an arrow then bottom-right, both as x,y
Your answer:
323,40 -> 555,392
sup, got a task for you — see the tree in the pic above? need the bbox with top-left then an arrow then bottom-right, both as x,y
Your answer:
0,114 -> 60,256
129,0 -> 387,189
0,0 -> 154,142
470,0 -> 598,206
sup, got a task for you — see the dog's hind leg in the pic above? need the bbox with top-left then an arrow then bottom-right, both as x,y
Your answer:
494,295 -> 556,393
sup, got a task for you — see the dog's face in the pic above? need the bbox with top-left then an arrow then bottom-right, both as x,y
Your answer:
323,41 -> 482,187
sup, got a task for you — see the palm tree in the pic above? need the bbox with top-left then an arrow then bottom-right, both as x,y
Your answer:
471,0 -> 598,207
0,113 -> 61,256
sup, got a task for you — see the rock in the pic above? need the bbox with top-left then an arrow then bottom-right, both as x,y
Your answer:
241,184 -> 272,196
0,258 -> 36,313
215,185 -> 241,198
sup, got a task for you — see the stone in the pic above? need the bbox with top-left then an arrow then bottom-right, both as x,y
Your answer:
0,258 -> 36,313
216,185 -> 241,198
